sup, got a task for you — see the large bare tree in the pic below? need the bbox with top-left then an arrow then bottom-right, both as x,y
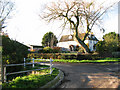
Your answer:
41,0 -> 117,53
0,0 -> 14,31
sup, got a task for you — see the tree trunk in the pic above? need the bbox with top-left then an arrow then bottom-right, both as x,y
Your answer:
75,29 -> 90,53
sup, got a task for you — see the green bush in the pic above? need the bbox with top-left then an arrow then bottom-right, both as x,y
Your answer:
112,52 -> 120,58
2,36 -> 29,80
2,36 -> 29,64
53,48 -> 60,53
77,53 -> 100,60
43,47 -> 53,53
96,41 -> 106,55
96,32 -> 120,56
27,53 -> 102,60
78,47 -> 85,53
38,49 -> 44,53
53,47 -> 61,53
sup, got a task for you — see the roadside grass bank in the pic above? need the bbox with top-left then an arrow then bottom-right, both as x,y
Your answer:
30,57 -> 120,63
53,57 -> 120,63
2,68 -> 59,88
28,57 -> 120,63
7,64 -> 50,82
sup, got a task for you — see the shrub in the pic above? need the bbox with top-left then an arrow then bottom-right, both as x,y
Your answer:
76,45 -> 79,51
60,54 -> 66,59
96,32 -> 120,56
78,47 -> 85,53
96,41 -> 106,54
2,36 -> 29,64
43,47 -> 53,53
71,54 -> 77,59
2,36 -> 29,80
77,53 -> 100,60
38,49 -> 44,53
112,52 -> 120,58
53,47 -> 61,53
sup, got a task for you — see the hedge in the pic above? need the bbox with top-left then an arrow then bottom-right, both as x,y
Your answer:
2,36 -> 29,80
27,53 -> 101,60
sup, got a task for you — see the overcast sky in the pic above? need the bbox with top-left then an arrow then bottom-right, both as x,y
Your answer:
3,0 -> 119,45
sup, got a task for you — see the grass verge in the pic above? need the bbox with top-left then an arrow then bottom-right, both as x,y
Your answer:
53,57 -> 120,63
7,64 -> 50,82
2,68 -> 59,88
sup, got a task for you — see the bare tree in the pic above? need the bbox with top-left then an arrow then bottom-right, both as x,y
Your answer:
41,0 -> 117,53
0,0 -> 14,31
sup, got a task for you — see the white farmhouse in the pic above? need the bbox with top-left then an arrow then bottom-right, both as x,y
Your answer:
57,33 -> 99,52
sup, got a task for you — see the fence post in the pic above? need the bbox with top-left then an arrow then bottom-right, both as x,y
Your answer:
24,58 -> 26,68
50,58 -> 53,74
4,66 -> 6,82
1,64 -> 4,83
33,58 -> 34,68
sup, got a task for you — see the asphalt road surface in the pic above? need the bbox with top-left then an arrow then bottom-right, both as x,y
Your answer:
53,63 -> 120,88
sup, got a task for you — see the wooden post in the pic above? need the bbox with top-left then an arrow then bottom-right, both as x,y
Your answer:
33,58 -> 34,68
1,64 -> 4,83
3,67 -> 6,82
50,58 -> 53,74
24,58 -> 25,68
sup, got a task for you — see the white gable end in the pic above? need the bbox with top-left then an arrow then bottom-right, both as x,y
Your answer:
57,41 -> 78,49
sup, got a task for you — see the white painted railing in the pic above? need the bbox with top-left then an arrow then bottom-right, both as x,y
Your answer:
2,58 -> 53,83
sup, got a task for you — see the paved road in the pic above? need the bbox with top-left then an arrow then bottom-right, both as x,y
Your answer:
53,63 -> 120,88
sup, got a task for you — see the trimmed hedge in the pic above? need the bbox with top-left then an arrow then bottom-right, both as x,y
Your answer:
112,52 -> 120,58
38,47 -> 61,53
27,53 -> 101,60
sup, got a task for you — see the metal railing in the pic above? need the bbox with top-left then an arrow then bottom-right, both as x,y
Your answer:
2,58 -> 53,83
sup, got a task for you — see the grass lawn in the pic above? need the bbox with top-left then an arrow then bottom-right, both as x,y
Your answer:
53,57 -> 120,63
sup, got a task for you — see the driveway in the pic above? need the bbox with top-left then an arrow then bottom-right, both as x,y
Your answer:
53,63 -> 120,88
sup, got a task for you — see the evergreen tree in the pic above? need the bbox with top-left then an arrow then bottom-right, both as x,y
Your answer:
42,32 -> 58,48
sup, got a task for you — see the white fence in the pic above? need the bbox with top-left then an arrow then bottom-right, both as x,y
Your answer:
2,58 -> 53,83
